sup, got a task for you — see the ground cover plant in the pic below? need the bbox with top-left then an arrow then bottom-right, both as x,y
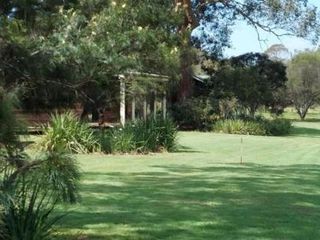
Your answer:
54,115 -> 320,239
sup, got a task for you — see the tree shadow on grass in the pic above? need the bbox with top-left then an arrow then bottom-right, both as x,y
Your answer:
56,163 -> 320,240
290,127 -> 320,138
292,118 -> 320,123
174,145 -> 205,153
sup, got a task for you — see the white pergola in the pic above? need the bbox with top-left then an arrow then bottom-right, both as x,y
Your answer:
118,72 -> 169,126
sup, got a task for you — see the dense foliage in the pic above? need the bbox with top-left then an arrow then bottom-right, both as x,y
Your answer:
208,53 -> 288,117
0,89 -> 80,239
287,50 -> 320,120
170,97 -> 215,131
213,118 -> 292,136
99,117 -> 177,154
1,0 -> 320,108
0,0 -> 181,115
40,112 -> 100,154
213,119 -> 267,136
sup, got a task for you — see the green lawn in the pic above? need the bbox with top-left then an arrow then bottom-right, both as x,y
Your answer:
56,120 -> 320,239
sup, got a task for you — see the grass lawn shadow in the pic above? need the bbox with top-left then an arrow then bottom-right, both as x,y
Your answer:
295,119 -> 320,123
290,126 -> 320,138
56,163 -> 320,240
174,145 -> 205,153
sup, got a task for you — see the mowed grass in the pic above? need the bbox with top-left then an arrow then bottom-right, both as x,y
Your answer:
55,117 -> 320,239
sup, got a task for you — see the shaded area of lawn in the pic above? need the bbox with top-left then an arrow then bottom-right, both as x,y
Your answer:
291,121 -> 320,138
56,163 -> 320,240
54,118 -> 320,239
290,126 -> 320,137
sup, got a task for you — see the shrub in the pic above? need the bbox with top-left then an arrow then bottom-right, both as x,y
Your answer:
213,119 -> 266,135
99,117 -> 177,153
218,98 -> 240,119
212,118 -> 292,136
265,118 -> 292,136
40,112 -> 100,154
170,98 -> 214,131
3,178 -> 60,240
0,88 -> 25,150
99,127 -> 135,153
0,90 -> 80,239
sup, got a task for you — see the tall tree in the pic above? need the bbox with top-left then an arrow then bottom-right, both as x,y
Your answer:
287,50 -> 320,120
1,0 -> 181,114
211,53 -> 287,117
175,0 -> 320,99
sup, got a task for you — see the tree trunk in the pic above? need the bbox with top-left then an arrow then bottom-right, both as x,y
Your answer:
297,107 -> 308,120
249,108 -> 256,118
178,49 -> 194,100
175,0 -> 198,101
249,104 -> 258,118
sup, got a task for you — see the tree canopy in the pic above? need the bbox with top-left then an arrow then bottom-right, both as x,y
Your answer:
209,53 -> 287,117
287,50 -> 320,120
1,0 -> 320,110
1,0 -> 181,112
178,0 -> 320,57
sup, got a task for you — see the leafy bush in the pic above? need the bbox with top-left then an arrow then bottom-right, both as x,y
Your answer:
212,118 -> 292,136
0,150 -> 81,240
0,90 -> 80,239
170,98 -> 214,131
40,111 -> 100,154
99,127 -> 135,153
0,87 -> 25,150
213,119 -> 266,135
99,117 -> 177,153
3,178 -> 60,240
264,118 -> 292,136
218,97 -> 240,119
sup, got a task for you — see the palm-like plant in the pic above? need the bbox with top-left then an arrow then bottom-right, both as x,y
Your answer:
0,89 -> 80,239
40,111 -> 100,154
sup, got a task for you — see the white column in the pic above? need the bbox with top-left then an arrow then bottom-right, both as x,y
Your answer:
120,77 -> 126,126
153,92 -> 157,119
162,92 -> 167,120
147,101 -> 151,116
143,98 -> 147,121
131,97 -> 136,121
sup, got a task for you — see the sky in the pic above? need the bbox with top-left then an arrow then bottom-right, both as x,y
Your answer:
225,0 -> 320,57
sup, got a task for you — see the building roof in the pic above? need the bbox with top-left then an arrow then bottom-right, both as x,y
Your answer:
192,65 -> 210,83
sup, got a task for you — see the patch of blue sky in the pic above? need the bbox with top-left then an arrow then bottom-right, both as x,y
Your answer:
225,0 -> 320,57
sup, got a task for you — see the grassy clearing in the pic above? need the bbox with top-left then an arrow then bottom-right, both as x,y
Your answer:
55,116 -> 320,239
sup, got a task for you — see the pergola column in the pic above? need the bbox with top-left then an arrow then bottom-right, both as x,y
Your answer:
153,91 -> 157,119
131,97 -> 136,121
120,76 -> 126,126
143,98 -> 147,120
162,92 -> 167,120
